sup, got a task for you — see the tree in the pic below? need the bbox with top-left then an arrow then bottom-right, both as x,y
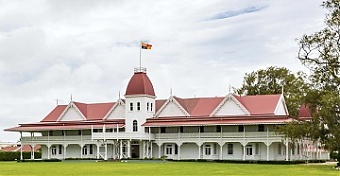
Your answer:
288,0 -> 340,161
236,66 -> 310,117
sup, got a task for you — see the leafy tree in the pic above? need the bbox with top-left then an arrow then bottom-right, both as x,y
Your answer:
236,66 -> 310,117
283,0 -> 340,161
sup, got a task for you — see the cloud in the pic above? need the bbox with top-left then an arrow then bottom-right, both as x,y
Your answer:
0,0 -> 326,142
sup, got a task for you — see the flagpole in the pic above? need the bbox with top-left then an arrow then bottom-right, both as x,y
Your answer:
139,41 -> 142,69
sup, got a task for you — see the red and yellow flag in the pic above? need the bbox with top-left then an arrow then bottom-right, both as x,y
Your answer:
141,42 -> 152,50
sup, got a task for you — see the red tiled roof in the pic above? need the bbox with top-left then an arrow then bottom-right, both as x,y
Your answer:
173,96 -> 224,116
74,102 -> 115,120
143,115 -> 291,127
234,94 -> 281,115
5,120 -> 125,132
298,104 -> 313,120
1,145 -> 40,152
155,99 -> 167,112
41,105 -> 67,122
125,72 -> 155,96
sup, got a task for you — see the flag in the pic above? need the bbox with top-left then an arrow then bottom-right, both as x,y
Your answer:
141,42 -> 152,49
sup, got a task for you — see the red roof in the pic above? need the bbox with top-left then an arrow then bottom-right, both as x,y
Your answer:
125,72 -> 155,96
298,104 -> 313,120
155,99 -> 167,112
234,94 -> 281,115
174,96 -> 224,116
41,102 -> 115,122
143,115 -> 291,127
41,105 -> 67,122
1,145 -> 40,152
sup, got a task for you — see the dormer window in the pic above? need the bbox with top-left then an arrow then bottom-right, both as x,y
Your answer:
130,102 -> 133,111
137,102 -> 141,111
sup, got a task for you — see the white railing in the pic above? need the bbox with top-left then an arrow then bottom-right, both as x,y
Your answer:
92,132 -> 154,140
21,135 -> 92,142
155,132 -> 281,139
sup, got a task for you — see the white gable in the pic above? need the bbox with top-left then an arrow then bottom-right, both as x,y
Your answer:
157,101 -> 187,117
106,104 -> 125,119
214,99 -> 247,116
275,100 -> 288,115
59,106 -> 84,121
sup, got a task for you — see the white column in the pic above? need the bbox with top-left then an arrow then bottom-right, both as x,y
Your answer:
158,144 -> 161,158
266,145 -> 269,161
219,143 -> 223,160
80,144 -> 83,159
285,140 -> 289,161
127,140 -> 131,158
150,141 -> 153,158
20,132 -> 23,160
243,144 -> 246,161
96,144 -> 100,159
104,142 -> 108,160
47,145 -> 51,159
120,140 -> 123,159
63,145 -> 67,159
31,144 -> 35,160
177,143 -> 182,160
198,143 -> 201,159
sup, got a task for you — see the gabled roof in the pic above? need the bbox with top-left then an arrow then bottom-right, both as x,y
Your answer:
41,102 -> 115,122
234,94 -> 281,115
174,96 -> 224,116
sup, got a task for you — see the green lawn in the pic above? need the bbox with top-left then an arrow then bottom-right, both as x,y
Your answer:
0,161 -> 338,176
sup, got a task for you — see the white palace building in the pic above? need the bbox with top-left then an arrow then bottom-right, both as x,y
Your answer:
5,67 -> 329,161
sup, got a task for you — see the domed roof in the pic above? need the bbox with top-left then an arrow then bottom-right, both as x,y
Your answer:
125,70 -> 155,97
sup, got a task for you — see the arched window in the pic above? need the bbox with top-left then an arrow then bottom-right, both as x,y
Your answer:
133,120 -> 138,132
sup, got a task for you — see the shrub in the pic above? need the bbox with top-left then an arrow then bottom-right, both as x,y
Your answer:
0,152 -> 42,161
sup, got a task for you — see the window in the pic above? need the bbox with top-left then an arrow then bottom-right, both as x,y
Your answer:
83,146 -> 88,155
166,145 -> 172,155
297,145 -> 300,155
175,144 -> 178,155
150,103 -> 153,111
137,102 -> 141,111
278,143 -> 282,155
160,127 -> 166,133
147,102 -> 149,111
213,143 -> 217,155
49,131 -> 53,136
133,120 -> 138,132
51,146 -> 57,155
205,145 -> 211,155
292,145 -> 295,155
246,145 -> 253,155
90,145 -> 93,155
179,126 -> 184,133
258,124 -> 265,132
255,143 -> 259,155
200,126 -> 204,133
58,145 -> 62,155
228,144 -> 233,155
216,125 -> 221,132
238,125 -> 244,132
130,102 -> 133,111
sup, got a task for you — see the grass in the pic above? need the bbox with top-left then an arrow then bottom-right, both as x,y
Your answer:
0,161 -> 339,176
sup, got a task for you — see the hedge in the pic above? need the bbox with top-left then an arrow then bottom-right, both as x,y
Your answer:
0,152 -> 42,161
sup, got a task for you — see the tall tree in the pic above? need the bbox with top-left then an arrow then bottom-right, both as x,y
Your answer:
236,66 -> 310,117
291,0 -> 340,160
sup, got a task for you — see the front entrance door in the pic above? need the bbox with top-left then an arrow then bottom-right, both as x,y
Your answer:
131,144 -> 140,158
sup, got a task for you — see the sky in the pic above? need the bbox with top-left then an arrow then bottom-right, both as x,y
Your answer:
0,0 -> 326,142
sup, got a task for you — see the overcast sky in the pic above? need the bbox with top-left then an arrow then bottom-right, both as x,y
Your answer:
0,0 -> 326,142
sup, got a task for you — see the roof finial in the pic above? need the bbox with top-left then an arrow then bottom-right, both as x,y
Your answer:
56,99 -> 59,105
229,84 -> 232,94
118,91 -> 121,99
70,94 -> 73,102
170,88 -> 173,97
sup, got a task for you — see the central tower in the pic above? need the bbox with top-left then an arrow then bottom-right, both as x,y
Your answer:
124,67 -> 156,133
